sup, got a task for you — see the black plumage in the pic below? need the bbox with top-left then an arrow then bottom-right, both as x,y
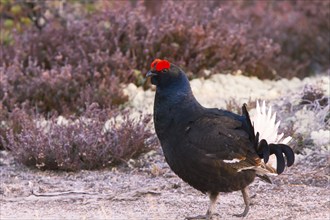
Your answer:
147,59 -> 294,218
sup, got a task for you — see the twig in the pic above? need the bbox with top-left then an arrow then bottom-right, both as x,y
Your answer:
31,189 -> 99,197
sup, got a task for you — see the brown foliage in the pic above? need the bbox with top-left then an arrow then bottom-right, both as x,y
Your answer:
1,105 -> 158,171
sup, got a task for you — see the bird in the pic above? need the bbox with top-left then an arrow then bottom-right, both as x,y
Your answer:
146,59 -> 295,219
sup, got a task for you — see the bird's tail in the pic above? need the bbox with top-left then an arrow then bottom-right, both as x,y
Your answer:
242,102 -> 295,175
253,101 -> 292,145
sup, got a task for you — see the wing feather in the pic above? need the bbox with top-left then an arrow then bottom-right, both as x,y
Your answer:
185,112 -> 261,172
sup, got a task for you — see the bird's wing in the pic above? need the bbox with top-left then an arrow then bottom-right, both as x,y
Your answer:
184,111 -> 262,172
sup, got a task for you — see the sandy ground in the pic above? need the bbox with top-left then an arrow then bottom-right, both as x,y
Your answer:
0,149 -> 329,220
1,73 -> 329,219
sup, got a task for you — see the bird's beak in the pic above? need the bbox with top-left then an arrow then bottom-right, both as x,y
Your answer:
146,71 -> 157,78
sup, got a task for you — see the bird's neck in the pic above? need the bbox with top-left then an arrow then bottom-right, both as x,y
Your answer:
154,75 -> 199,111
153,80 -> 203,139
155,85 -> 193,105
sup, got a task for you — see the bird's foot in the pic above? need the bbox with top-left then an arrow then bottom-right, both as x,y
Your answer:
249,193 -> 256,206
233,187 -> 250,217
233,205 -> 249,218
185,213 -> 219,220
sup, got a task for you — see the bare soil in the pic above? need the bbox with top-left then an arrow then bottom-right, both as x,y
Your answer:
1,149 -> 329,220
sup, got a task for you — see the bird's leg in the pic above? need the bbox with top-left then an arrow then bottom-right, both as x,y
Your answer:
234,187 -> 250,217
206,192 -> 219,217
185,192 -> 219,220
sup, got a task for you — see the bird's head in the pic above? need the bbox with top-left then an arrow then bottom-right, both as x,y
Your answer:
146,59 -> 188,89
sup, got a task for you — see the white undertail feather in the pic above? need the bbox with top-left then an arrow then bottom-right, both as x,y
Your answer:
251,101 -> 292,172
223,158 -> 241,164
238,166 -> 277,176
252,101 -> 292,144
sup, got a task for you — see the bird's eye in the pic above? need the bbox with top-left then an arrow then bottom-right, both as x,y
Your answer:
162,69 -> 168,73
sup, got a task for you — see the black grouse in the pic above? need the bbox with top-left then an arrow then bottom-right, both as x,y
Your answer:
146,59 -> 295,219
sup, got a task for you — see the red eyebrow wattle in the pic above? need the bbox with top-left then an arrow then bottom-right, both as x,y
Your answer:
155,60 -> 170,71
150,59 -> 170,72
151,59 -> 162,69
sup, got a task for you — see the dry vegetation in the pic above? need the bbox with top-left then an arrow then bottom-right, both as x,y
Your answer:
2,105 -> 158,171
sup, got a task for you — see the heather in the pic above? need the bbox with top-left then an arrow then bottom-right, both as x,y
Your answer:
1,0 -> 329,114
1,105 -> 158,171
0,0 -> 329,170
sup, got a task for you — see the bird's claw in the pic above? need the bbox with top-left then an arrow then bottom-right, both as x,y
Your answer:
185,213 -> 219,220
233,205 -> 249,218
